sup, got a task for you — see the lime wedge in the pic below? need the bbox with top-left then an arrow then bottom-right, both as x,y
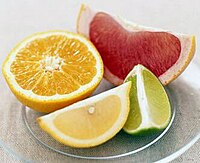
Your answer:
123,64 -> 171,135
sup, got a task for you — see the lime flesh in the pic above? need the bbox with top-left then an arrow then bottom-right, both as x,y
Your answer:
123,65 -> 171,135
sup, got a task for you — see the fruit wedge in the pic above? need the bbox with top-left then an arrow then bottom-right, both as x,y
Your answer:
2,31 -> 103,112
77,4 -> 195,86
37,82 -> 131,148
123,65 -> 171,135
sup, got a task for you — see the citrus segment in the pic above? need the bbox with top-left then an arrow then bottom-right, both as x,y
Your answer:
77,4 -> 195,86
2,31 -> 103,112
37,82 -> 131,148
123,65 -> 171,135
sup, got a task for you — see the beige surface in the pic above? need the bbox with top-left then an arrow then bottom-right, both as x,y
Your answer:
0,138 -> 199,162
0,0 -> 200,162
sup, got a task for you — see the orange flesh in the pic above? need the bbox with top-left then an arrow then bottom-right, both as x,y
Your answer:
53,95 -> 121,139
10,35 -> 97,96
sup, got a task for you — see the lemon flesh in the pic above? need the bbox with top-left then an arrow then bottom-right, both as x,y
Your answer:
54,95 -> 121,139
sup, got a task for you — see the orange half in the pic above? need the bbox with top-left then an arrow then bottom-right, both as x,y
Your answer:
2,31 -> 103,112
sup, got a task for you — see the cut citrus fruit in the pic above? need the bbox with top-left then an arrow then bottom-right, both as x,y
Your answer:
123,65 -> 171,135
37,82 -> 131,148
2,31 -> 103,113
77,4 -> 195,86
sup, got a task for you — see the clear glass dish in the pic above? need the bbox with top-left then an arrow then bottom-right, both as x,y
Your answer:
22,85 -> 175,160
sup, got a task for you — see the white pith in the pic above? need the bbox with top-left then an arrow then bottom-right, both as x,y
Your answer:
40,56 -> 64,72
4,31 -> 103,100
135,66 -> 151,128
77,4 -> 194,85
38,82 -> 131,146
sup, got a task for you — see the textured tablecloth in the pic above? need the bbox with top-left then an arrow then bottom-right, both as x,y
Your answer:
0,141 -> 199,163
0,0 -> 200,162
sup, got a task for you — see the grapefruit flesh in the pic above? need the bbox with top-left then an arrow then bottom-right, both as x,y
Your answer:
90,12 -> 181,81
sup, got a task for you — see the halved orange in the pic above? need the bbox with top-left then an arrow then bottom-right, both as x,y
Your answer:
2,31 -> 103,112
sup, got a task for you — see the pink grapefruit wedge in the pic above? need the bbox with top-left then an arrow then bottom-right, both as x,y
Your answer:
77,4 -> 196,86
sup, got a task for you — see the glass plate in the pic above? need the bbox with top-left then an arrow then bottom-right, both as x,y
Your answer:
22,86 -> 175,160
